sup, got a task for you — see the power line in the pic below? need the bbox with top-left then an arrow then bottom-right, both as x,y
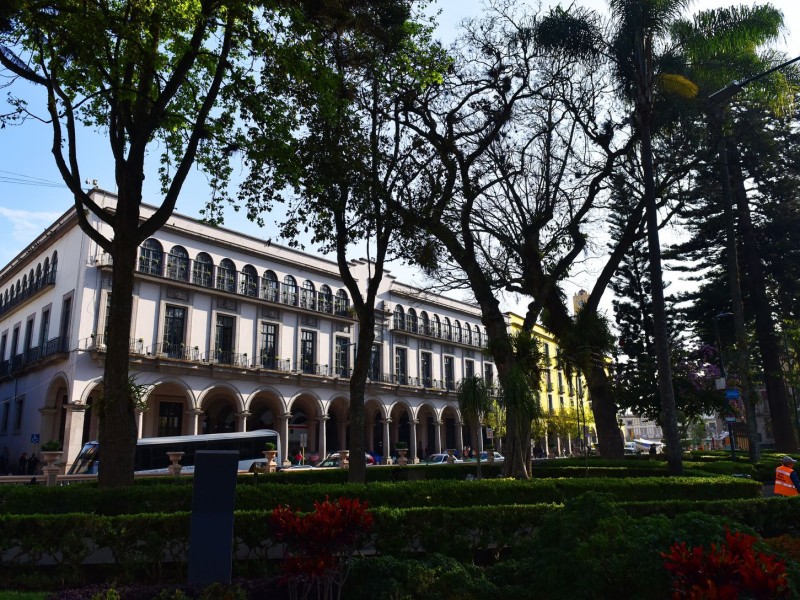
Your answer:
0,169 -> 66,189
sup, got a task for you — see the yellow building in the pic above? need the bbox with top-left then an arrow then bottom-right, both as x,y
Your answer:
506,312 -> 596,457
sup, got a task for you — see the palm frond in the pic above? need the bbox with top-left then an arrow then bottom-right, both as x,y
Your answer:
658,72 -> 699,98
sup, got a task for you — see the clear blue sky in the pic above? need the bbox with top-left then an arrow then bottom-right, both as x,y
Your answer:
1,0 -> 798,288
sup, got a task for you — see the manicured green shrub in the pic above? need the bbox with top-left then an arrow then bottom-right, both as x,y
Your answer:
344,553 -> 499,600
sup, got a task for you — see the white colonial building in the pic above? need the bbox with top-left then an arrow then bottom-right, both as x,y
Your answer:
0,190 -> 500,471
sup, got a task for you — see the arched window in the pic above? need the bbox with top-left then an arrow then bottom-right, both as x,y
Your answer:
420,311 -> 430,336
28,269 -> 34,289
443,317 -> 452,341
138,238 -> 163,276
474,325 -> 481,347
283,275 -> 298,305
3,290 -> 8,305
43,257 -> 51,280
22,275 -> 28,292
216,258 -> 236,292
393,305 -> 405,330
433,315 -> 441,338
192,252 -> 213,287
407,308 -> 418,333
51,251 -> 58,275
301,280 -> 316,310
15,280 -> 21,298
241,265 -> 258,297
35,264 -> 42,286
319,285 -> 333,313
166,246 -> 189,281
453,320 -> 462,343
335,289 -> 349,315
262,270 -> 279,302
465,323 -> 472,345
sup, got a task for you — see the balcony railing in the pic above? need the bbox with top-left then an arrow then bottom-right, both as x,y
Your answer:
0,269 -> 57,318
391,318 -> 487,349
84,335 -> 497,394
136,250 -> 351,317
0,335 -> 68,379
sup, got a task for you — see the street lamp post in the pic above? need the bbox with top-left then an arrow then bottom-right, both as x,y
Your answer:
713,312 -> 736,460
708,55 -> 800,461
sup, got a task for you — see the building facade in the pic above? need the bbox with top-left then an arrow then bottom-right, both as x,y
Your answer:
0,191 -> 507,471
506,313 -> 595,457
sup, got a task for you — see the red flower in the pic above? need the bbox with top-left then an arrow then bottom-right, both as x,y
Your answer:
662,528 -> 790,599
270,496 -> 373,596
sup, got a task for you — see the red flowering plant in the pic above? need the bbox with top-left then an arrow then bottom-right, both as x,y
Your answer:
662,528 -> 792,599
270,496 -> 373,600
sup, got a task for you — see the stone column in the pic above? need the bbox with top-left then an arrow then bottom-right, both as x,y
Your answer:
409,419 -> 419,464
61,404 -> 87,474
37,407 -> 58,443
318,415 -> 329,464
434,419 -> 443,454
190,408 -> 204,436
237,410 -> 251,433
279,412 -> 292,467
456,420 -> 464,457
135,408 -> 144,439
381,418 -> 392,464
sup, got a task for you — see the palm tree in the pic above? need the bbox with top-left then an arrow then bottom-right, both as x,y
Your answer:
606,0 -> 699,475
457,375 -> 492,479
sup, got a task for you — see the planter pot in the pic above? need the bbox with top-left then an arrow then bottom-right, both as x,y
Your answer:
40,451 -> 62,468
397,448 -> 408,466
167,451 -> 184,476
262,450 -> 278,473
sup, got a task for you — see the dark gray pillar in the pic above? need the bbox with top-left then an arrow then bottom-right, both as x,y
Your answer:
187,450 -> 239,586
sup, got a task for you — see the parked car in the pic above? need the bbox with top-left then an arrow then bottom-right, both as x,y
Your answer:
475,451 -> 504,462
425,453 -> 462,464
624,442 -> 638,455
316,452 -> 376,468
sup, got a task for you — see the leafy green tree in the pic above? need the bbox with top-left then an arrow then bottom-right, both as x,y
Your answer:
456,375 -> 492,478
384,1 -> 632,473
229,1 -> 446,481
0,0 -> 253,487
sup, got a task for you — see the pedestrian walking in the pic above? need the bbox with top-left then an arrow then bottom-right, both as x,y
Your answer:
774,456 -> 800,496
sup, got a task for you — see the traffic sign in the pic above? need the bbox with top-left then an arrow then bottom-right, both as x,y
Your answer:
724,416 -> 736,423
725,389 -> 740,399
30,434 -> 40,444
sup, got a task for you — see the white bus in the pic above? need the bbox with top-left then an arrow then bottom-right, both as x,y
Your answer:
67,429 -> 281,475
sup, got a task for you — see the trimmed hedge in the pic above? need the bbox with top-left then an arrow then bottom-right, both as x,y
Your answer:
0,495 -> 793,579
0,476 -> 760,515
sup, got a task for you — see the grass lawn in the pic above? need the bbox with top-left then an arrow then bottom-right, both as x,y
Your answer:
0,593 -> 47,600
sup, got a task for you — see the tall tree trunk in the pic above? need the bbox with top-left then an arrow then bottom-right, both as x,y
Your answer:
98,234 -> 137,488
347,307 -> 376,483
714,120 -> 761,462
640,111 -> 682,476
586,363 -> 624,458
729,142 -> 798,453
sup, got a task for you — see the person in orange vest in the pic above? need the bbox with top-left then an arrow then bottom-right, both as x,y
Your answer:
774,456 -> 800,496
